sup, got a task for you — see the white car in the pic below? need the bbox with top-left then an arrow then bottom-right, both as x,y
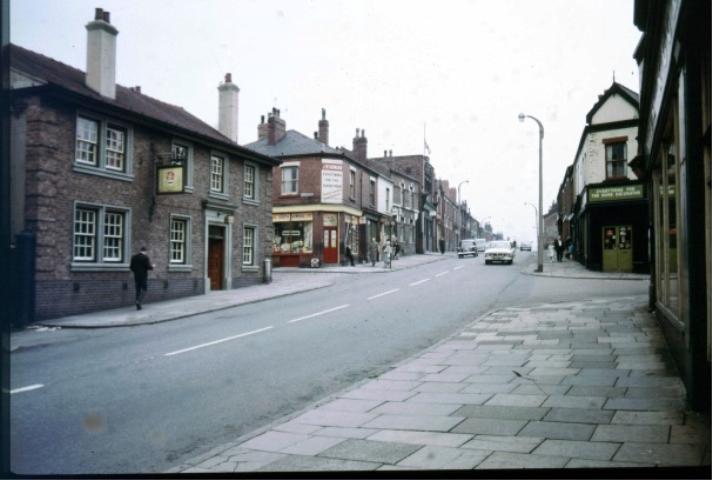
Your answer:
484,240 -> 515,265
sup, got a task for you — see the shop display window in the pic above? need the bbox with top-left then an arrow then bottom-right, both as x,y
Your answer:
274,222 -> 312,254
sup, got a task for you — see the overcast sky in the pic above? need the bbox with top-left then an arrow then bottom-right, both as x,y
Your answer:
11,0 -> 642,243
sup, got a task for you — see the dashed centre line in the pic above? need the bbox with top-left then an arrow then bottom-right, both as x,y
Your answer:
10,384 -> 44,395
409,278 -> 431,287
367,289 -> 400,300
453,265 -> 464,271
287,304 -> 350,324
165,326 -> 274,356
435,271 -> 449,277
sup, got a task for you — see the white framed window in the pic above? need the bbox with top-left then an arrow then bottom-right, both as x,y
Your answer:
105,125 -> 126,171
102,211 -> 124,262
73,207 -> 97,260
349,170 -> 357,199
210,154 -> 225,193
605,140 -> 628,179
386,187 -> 391,211
76,117 -> 99,166
170,218 -> 187,264
74,114 -> 133,180
72,203 -> 131,269
244,164 -> 257,201
243,226 -> 255,266
281,166 -> 298,194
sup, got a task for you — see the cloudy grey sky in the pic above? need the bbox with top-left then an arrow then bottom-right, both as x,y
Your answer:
11,0 -> 642,242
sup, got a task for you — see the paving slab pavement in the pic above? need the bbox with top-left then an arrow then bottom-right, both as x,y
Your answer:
171,295 -> 711,473
521,257 -> 649,281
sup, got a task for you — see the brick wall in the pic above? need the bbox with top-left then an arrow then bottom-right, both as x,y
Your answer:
22,94 -> 274,320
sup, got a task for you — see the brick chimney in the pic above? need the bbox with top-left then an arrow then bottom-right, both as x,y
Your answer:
258,108 -> 286,145
318,108 -> 329,144
85,8 -> 119,99
218,72 -> 240,143
352,128 -> 367,162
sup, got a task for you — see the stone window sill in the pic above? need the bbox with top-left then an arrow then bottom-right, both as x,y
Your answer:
70,262 -> 130,272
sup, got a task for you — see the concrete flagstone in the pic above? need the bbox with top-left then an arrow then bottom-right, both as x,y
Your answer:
173,296 -> 709,474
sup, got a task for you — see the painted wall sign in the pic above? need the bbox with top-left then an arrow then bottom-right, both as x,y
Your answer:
321,160 -> 343,204
157,165 -> 184,194
272,213 -> 292,223
589,184 -> 644,203
323,213 -> 337,227
290,213 -> 313,222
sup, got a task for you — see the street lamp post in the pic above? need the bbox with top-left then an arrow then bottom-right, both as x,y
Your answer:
524,202 -> 538,248
457,180 -> 469,247
518,113 -> 544,272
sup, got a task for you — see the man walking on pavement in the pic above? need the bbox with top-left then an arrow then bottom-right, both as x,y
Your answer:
369,237 -> 379,266
130,246 -> 154,310
555,236 -> 564,262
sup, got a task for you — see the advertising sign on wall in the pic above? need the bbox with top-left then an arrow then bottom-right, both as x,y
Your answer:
157,165 -> 184,194
321,159 -> 343,204
589,184 -> 644,203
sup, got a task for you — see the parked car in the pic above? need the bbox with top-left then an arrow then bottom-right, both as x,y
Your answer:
457,239 -> 479,258
520,242 -> 532,251
484,240 -> 515,265
474,238 -> 488,253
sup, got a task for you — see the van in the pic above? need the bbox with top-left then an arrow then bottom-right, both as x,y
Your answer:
474,238 -> 487,253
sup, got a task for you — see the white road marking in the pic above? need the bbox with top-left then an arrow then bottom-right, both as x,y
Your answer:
409,278 -> 431,287
367,288 -> 400,300
453,266 -> 464,271
165,326 -> 274,356
287,304 -> 350,324
435,271 -> 449,277
10,384 -> 44,394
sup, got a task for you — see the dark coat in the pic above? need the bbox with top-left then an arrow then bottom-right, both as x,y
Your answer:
130,252 -> 153,280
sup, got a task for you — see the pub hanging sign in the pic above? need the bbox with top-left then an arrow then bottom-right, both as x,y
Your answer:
157,165 -> 185,194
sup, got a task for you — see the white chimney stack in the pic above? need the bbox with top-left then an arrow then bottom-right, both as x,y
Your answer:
85,8 -> 118,99
218,73 -> 240,143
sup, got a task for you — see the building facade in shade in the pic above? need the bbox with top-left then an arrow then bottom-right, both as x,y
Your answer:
375,153 -> 436,254
633,0 -> 710,411
8,10 -> 278,324
557,165 -> 575,244
570,82 -> 649,273
245,111 -> 391,267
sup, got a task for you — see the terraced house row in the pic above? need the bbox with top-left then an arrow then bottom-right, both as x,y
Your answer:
7,8 -> 481,325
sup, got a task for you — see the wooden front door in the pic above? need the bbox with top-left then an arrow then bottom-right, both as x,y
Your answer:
323,227 -> 338,264
208,226 -> 225,290
602,225 -> 633,272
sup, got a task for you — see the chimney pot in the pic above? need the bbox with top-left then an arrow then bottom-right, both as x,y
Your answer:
95,8 -> 103,20
260,115 -> 265,124
322,108 -> 326,120
389,150 -> 393,157
355,128 -> 359,137
102,11 -> 110,23
314,132 -> 318,139
362,129 -> 366,138
225,73 -> 232,83
384,150 -> 387,157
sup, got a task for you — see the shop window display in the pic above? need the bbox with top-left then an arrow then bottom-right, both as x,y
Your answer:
274,222 -> 313,254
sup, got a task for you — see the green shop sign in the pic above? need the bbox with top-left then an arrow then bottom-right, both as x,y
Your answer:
589,184 -> 643,203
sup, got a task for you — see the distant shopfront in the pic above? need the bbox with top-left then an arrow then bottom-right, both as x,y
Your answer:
576,182 -> 649,273
271,206 -> 363,267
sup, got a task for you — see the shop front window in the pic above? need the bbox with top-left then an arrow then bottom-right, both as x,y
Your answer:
274,221 -> 313,254
665,141 -> 679,311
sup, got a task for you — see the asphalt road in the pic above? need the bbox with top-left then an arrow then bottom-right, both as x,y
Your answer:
10,253 -> 647,474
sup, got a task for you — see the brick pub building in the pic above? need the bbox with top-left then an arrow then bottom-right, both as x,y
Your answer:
9,9 -> 277,325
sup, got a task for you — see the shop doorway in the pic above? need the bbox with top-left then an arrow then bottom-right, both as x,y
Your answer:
208,225 -> 225,290
602,225 -> 633,272
323,227 -> 338,264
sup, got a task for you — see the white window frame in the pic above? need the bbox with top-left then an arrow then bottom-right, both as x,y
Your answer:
349,168 -> 357,200
243,163 -> 260,204
281,165 -> 299,195
242,224 -> 259,271
74,113 -> 134,181
168,214 -> 193,271
209,152 -> 230,200
369,178 -> 376,206
71,201 -> 131,271
171,139 -> 194,192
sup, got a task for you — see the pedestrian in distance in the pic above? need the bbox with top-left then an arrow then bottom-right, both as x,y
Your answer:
393,236 -> 400,260
345,245 -> 355,266
567,239 -> 574,260
369,237 -> 379,266
439,238 -> 445,255
548,242 -> 555,263
383,241 -> 392,268
555,236 -> 564,262
130,246 -> 154,310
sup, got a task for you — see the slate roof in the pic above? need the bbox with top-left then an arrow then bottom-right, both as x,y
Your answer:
244,130 -> 343,157
10,44 -> 277,164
